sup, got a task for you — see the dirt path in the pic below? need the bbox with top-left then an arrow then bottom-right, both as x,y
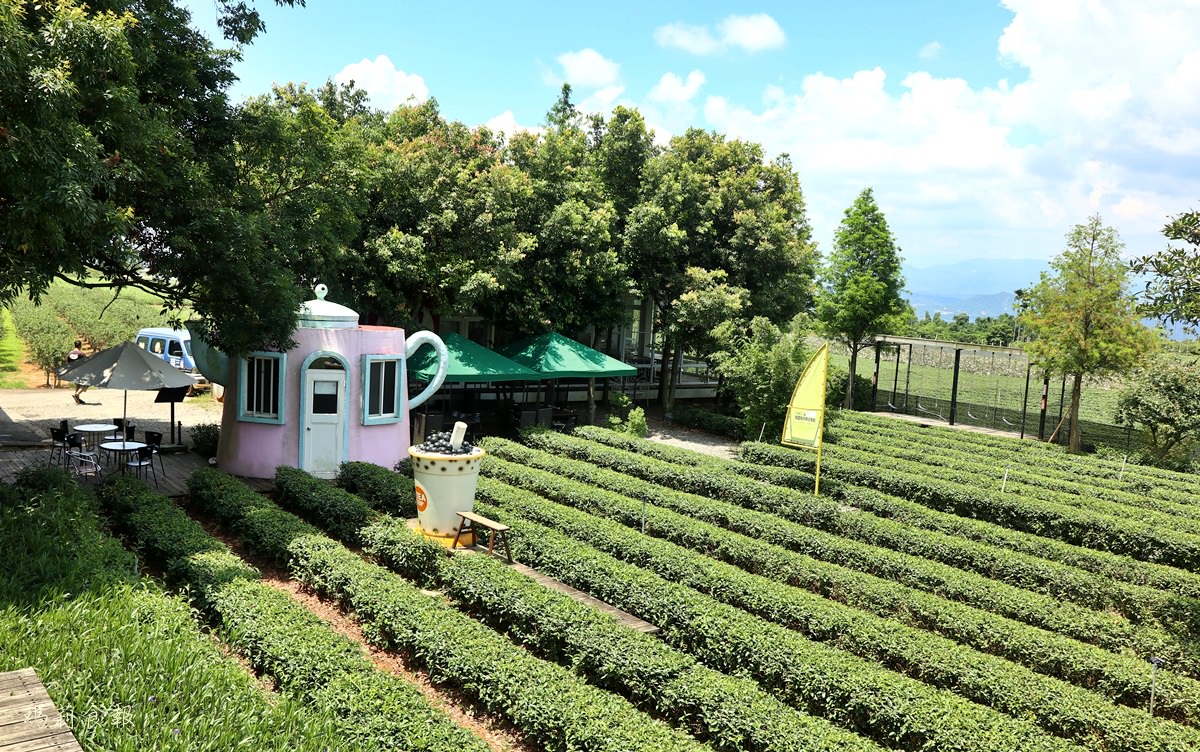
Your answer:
644,414 -> 739,459
0,387 -> 222,445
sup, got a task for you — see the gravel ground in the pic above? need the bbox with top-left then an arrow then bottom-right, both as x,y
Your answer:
644,414 -> 739,459
1,384 -> 741,461
0,386 -> 223,446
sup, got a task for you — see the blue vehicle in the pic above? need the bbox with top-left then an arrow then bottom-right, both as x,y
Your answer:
134,327 -> 207,388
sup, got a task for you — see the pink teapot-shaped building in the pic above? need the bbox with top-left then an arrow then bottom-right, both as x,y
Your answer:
195,285 -> 448,479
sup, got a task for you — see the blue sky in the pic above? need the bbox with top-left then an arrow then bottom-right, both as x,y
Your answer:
183,0 -> 1200,278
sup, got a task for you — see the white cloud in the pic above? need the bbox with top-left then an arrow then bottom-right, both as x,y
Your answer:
716,13 -> 786,52
555,48 -> 621,88
653,23 -> 720,55
334,55 -> 428,112
654,13 -> 786,55
648,70 -> 706,103
484,110 -> 542,140
919,41 -> 943,60
578,85 -> 626,114
687,1 -> 1200,268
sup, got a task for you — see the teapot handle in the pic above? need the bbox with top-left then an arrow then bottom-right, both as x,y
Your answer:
405,331 -> 448,410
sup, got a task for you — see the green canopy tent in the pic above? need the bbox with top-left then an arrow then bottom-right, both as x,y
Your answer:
496,331 -> 636,379
497,332 -> 636,421
408,332 -> 545,437
408,332 -> 543,384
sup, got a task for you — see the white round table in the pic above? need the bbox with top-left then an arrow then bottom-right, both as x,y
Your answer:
75,423 -> 118,451
100,440 -> 147,473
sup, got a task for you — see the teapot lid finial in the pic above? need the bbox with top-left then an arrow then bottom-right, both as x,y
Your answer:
314,283 -> 328,300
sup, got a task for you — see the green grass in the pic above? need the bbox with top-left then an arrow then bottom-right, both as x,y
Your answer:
0,308 -> 30,388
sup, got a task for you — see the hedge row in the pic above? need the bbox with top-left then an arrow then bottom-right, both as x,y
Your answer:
364,519 -> 882,751
184,468 -> 707,752
819,438 -> 1200,539
830,415 -> 1200,515
46,281 -> 172,350
834,411 -> 1200,499
534,430 -> 1196,626
96,477 -> 486,752
8,296 -> 73,377
274,464 -> 882,752
0,470 -> 349,752
475,462 -> 1200,748
336,460 -> 417,518
470,479 -> 1085,752
736,440 -> 1200,605
275,465 -> 376,544
668,406 -> 747,440
485,438 -> 1199,688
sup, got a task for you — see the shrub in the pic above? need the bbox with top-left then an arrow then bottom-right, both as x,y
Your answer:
713,317 -> 811,439
190,422 -> 220,457
626,406 -> 648,437
669,406 -> 746,440
337,461 -> 417,518
825,366 -> 873,411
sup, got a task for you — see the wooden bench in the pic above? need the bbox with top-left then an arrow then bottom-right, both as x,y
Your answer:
452,511 -> 513,563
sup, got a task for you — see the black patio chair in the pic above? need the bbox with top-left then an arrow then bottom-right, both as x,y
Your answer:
126,445 -> 158,488
144,430 -> 165,474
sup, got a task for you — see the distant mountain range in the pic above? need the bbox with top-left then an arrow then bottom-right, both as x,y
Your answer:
902,258 -> 1048,319
902,257 -> 1191,339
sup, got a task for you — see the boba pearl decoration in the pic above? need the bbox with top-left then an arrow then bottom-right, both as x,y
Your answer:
415,430 -> 477,456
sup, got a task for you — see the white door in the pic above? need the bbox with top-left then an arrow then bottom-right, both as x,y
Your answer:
303,369 -> 345,478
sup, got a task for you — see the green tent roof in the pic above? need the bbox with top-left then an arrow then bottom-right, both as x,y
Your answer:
496,331 -> 636,379
408,332 -> 544,384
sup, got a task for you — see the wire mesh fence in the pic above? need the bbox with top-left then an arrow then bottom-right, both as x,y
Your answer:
835,337 -> 1143,452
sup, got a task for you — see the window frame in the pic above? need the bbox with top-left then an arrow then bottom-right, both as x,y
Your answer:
238,352 -> 287,424
361,354 -> 403,425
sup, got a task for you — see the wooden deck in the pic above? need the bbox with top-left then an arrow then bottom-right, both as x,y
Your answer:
454,544 -> 659,634
0,668 -> 83,752
0,446 -> 273,497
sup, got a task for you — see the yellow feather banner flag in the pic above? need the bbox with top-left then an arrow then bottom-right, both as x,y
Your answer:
781,343 -> 829,494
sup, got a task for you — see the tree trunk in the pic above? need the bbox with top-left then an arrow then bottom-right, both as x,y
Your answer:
657,338 -> 673,406
662,345 -> 679,412
666,346 -> 683,413
843,344 -> 858,409
1068,372 -> 1084,453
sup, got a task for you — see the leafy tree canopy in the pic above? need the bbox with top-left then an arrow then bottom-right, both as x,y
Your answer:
815,187 -> 906,407
0,0 -> 311,355
1020,214 -> 1155,451
1130,208 -> 1200,329
1114,352 -> 1200,469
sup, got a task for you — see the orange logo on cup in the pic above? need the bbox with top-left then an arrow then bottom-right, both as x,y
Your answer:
415,483 -> 429,512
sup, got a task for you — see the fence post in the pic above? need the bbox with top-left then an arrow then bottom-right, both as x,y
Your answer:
1020,364 -> 1031,439
1038,376 -> 1050,440
948,348 -> 963,426
871,341 -> 881,410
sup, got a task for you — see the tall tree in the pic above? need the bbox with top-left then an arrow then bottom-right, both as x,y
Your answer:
1019,215 -> 1155,452
0,0 -> 311,355
1114,352 -> 1200,468
481,91 -> 628,336
624,128 -> 816,409
1130,208 -> 1200,328
335,99 -> 530,327
587,106 -> 658,239
815,187 -> 906,408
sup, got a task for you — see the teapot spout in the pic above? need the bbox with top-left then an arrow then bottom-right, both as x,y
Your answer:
185,321 -> 233,386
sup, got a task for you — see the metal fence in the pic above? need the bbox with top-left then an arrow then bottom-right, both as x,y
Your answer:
857,337 -> 1142,452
